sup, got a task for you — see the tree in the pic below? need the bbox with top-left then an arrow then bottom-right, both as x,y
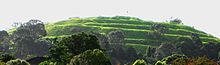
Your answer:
0,30 -> 10,51
69,49 -> 111,65
18,19 -> 47,38
0,30 -> 8,40
190,33 -> 202,45
149,24 -> 168,39
11,19 -> 46,41
132,59 -> 147,65
6,59 -> 30,65
90,32 -> 111,50
169,18 -> 182,24
10,20 -> 49,59
108,30 -> 125,46
127,47 -> 138,62
49,32 -> 101,64
155,54 -> 187,65
0,53 -> 15,62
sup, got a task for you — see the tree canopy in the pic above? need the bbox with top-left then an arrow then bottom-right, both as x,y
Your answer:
49,32 -> 102,64
69,49 -> 111,65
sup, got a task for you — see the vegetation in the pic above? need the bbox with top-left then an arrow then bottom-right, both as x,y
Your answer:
155,55 -> 218,65
48,32 -> 102,64
6,59 -> 30,65
69,49 -> 111,65
132,59 -> 147,65
0,53 -> 15,62
0,16 -> 220,65
169,18 -> 182,24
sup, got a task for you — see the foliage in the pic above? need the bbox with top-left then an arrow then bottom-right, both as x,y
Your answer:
39,60 -> 64,65
127,47 -> 139,62
187,56 -> 218,65
10,19 -> 49,59
108,30 -> 125,45
154,43 -> 182,60
69,49 -> 111,65
0,30 -> 9,39
132,59 -> 147,65
169,18 -> 182,24
149,23 -> 168,39
171,57 -> 188,65
6,59 -> 30,65
155,54 -> 218,65
155,54 -> 187,65
0,61 -> 5,65
155,61 -> 166,65
49,32 -> 101,64
12,19 -> 47,39
0,53 -> 15,62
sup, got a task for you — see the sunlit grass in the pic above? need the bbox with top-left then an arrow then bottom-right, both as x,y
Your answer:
45,16 -> 220,48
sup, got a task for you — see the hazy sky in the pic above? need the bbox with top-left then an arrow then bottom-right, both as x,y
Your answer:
0,0 -> 220,38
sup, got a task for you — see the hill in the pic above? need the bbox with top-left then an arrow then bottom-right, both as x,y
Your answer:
44,16 -> 220,53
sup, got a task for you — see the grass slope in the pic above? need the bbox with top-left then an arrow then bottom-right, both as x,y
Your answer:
45,16 -> 220,53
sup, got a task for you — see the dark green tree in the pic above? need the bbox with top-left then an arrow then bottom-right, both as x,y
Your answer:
169,18 -> 182,24
10,20 -> 49,59
69,49 -> 111,65
49,32 -> 101,64
0,53 -> 15,62
149,24 -> 168,39
0,30 -> 10,52
127,47 -> 138,62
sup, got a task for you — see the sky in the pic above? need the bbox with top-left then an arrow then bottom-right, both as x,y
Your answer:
0,0 -> 220,38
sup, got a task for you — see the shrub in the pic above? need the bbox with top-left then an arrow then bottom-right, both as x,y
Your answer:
0,61 -> 5,65
155,61 -> 166,65
0,53 -> 15,62
6,59 -> 30,65
171,58 -> 188,65
69,49 -> 111,65
155,54 -> 187,65
49,32 -> 101,64
155,54 -> 218,65
39,60 -> 64,65
132,59 -> 147,65
188,57 -> 218,65
169,18 -> 182,24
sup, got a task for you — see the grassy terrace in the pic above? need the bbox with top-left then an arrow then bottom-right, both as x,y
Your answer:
45,16 -> 220,46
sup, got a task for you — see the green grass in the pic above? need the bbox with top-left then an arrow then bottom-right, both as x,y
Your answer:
44,16 -> 220,54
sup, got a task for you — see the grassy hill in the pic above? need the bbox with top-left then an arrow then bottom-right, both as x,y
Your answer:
45,16 -> 220,54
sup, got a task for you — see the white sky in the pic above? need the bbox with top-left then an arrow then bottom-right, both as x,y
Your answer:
0,0 -> 220,38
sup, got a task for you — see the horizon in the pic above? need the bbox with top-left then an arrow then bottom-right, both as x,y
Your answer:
0,0 -> 220,38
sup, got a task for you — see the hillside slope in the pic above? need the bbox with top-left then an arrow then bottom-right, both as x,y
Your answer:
45,16 -> 220,52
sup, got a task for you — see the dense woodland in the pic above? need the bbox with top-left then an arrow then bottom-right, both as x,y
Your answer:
0,16 -> 220,65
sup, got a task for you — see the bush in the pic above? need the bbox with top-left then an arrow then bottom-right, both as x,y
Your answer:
155,54 -> 218,65
155,61 -> 166,65
49,32 -> 101,64
155,54 -> 187,65
132,59 -> 147,65
39,60 -> 64,65
0,61 -> 5,65
171,58 -> 188,65
6,59 -> 30,65
187,57 -> 217,65
69,49 -> 111,65
0,53 -> 15,62
169,18 -> 182,24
